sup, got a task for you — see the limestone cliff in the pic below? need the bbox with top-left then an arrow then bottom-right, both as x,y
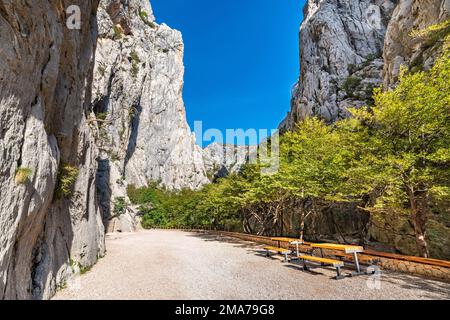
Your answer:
92,0 -> 209,232
202,143 -> 252,181
281,0 -> 450,129
0,0 -> 105,299
280,0 -> 396,130
383,0 -> 450,87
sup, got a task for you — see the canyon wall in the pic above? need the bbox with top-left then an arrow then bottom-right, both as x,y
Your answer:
92,0 -> 209,232
281,0 -> 450,130
202,143 -> 251,181
0,0 -> 212,298
383,0 -> 450,86
0,0 -> 104,299
280,0 -> 396,130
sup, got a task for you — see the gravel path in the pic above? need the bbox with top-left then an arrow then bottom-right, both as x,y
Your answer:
53,230 -> 450,300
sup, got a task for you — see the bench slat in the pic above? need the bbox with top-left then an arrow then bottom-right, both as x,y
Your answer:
332,252 -> 375,264
263,246 -> 290,254
299,255 -> 344,267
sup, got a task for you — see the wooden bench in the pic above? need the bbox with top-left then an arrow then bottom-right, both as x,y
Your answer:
299,255 -> 345,280
331,252 -> 377,265
263,246 -> 291,262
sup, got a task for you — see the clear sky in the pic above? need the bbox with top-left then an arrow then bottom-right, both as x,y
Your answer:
150,0 -> 306,146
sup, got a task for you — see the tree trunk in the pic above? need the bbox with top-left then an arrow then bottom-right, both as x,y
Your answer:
298,200 -> 306,241
406,185 -> 430,258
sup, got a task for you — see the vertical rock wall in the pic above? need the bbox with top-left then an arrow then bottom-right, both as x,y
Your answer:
383,0 -> 450,87
280,0 -> 395,130
92,0 -> 209,232
0,0 -> 105,299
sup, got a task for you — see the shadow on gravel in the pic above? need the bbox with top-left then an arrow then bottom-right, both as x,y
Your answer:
186,231 -> 450,299
188,232 -> 290,261
379,272 -> 450,299
284,262 -> 340,279
188,232 -> 263,250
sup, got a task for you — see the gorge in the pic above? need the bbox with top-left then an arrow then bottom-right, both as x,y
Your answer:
0,0 -> 449,299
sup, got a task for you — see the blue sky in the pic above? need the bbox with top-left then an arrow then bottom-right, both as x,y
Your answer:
151,0 -> 305,146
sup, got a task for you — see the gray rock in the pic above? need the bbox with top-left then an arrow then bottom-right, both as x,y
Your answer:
93,0 -> 209,232
0,0 -> 105,299
202,143 -> 254,180
280,0 -> 395,130
383,0 -> 450,87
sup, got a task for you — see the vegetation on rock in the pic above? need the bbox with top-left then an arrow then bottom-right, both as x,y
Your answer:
55,164 -> 80,199
15,167 -> 32,185
139,9 -> 156,29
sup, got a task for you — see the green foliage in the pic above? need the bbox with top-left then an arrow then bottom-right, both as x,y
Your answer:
130,50 -> 140,78
369,37 -> 450,204
127,183 -> 160,205
139,8 -> 156,29
343,76 -> 362,96
113,24 -> 123,39
15,167 -> 32,185
79,264 -> 92,275
410,19 -> 450,47
55,164 -> 79,199
113,197 -> 127,217
96,112 -> 108,122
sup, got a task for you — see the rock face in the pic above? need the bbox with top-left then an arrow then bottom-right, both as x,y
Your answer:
0,0 -> 105,299
93,0 -> 209,232
280,0 -> 396,130
383,0 -> 450,87
202,143 -> 252,180
281,0 -> 450,130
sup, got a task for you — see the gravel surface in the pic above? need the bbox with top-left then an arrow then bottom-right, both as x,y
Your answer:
53,230 -> 450,300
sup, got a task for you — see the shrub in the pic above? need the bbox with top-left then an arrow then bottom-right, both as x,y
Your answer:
15,167 -> 32,185
113,24 -> 123,39
55,164 -> 79,199
139,9 -> 156,29
141,210 -> 168,229
113,197 -> 127,217
343,76 -> 362,96
410,19 -> 450,47
127,183 -> 160,205
95,112 -> 108,121
130,50 -> 140,78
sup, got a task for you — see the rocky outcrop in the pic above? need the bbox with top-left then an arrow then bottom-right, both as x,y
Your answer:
281,0 -> 450,130
0,0 -> 105,299
92,0 -> 208,232
383,0 -> 450,87
280,0 -> 396,130
202,143 -> 252,180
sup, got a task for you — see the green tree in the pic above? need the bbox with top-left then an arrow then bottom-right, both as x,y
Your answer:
353,40 -> 450,257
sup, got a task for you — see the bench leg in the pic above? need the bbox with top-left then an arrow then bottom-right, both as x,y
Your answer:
353,252 -> 361,274
335,266 -> 345,280
283,253 -> 289,263
302,260 -> 309,271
